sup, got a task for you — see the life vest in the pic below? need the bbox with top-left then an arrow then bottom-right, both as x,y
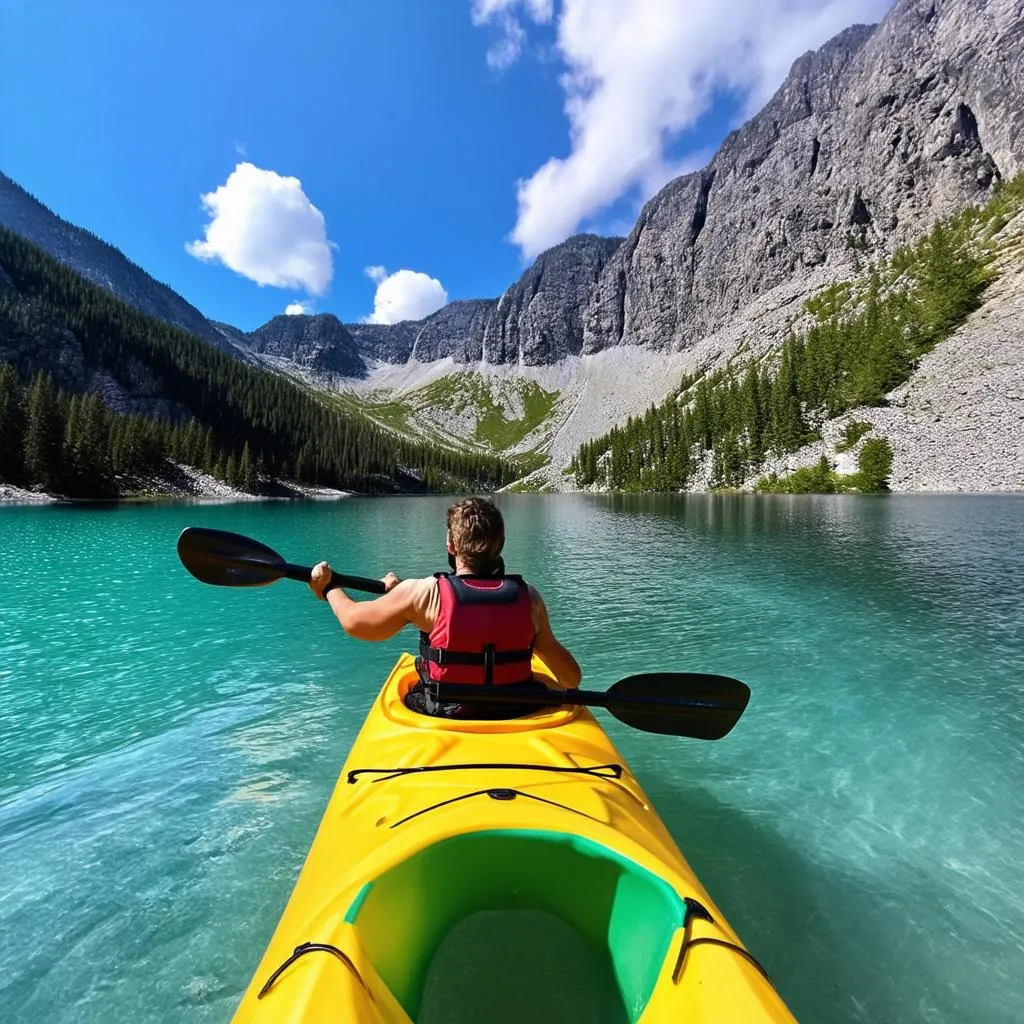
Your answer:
418,572 -> 535,687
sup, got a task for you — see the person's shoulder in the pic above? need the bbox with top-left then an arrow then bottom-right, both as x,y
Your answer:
400,574 -> 439,594
399,574 -> 439,605
523,580 -> 546,609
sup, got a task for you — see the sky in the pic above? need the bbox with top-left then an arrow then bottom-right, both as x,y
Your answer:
0,0 -> 894,332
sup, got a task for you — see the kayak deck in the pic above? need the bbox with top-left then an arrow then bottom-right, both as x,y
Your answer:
231,654 -> 795,1023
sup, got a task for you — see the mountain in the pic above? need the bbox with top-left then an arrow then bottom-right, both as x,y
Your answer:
0,172 -> 238,355
249,0 -> 1022,372
2,0 -> 1021,497
251,234 -> 623,369
246,314 -> 366,377
580,0 -> 1024,354
0,226 -> 518,498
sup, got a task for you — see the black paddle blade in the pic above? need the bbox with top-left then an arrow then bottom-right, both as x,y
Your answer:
434,672 -> 751,740
177,527 -> 292,587
601,673 -> 751,739
177,527 -> 388,593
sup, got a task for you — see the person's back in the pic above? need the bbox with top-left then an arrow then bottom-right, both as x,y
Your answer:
309,496 -> 581,717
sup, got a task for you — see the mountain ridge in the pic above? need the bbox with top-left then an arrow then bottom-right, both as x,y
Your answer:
0,172 -> 242,356
1,0 -> 1022,497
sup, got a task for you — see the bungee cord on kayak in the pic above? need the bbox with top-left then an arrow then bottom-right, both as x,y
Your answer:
387,786 -> 605,830
346,761 -> 625,784
671,898 -> 773,985
257,943 -> 371,1001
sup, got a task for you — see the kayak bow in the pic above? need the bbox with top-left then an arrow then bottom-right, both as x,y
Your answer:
230,654 -> 795,1023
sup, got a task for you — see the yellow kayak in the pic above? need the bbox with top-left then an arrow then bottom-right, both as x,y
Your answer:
230,654 -> 796,1023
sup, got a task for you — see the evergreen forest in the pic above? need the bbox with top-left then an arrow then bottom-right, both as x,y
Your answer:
0,227 -> 516,498
571,174 -> 1024,493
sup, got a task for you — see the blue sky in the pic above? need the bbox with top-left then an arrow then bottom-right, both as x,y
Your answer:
0,0 -> 892,331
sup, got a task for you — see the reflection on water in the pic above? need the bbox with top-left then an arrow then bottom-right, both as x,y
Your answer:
2,495 -> 1023,1023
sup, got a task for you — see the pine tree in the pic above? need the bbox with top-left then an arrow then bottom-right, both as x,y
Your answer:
239,441 -> 255,493
856,438 -> 894,492
0,363 -> 26,483
24,371 -> 64,491
741,365 -> 766,462
770,340 -> 806,453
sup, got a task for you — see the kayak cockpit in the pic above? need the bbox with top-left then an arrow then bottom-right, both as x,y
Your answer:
379,653 -> 583,734
344,829 -> 687,1023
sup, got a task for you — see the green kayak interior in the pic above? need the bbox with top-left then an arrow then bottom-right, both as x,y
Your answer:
345,830 -> 687,1023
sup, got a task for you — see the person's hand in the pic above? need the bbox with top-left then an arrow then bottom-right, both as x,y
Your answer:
381,572 -> 400,593
310,561 -> 333,600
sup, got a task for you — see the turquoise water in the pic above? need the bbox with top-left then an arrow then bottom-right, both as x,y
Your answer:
1,494 -> 1023,1022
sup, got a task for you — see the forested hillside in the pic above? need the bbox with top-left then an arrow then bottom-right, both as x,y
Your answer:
0,228 -> 516,499
571,176 -> 1024,494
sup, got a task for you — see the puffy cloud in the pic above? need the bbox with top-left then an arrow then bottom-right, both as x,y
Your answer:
472,0 -> 894,258
365,267 -> 448,325
285,301 -> 312,315
187,162 -> 334,295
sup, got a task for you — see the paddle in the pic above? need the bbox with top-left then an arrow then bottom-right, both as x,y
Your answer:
176,527 -> 750,739
433,674 -> 749,739
176,527 -> 387,593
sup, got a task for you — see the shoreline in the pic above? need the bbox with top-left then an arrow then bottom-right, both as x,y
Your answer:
5,482 -> 1022,507
0,477 -> 356,507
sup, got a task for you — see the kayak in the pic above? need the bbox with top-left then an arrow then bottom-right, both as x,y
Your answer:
229,653 -> 796,1023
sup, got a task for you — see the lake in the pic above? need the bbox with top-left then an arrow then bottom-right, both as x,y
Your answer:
1,494 -> 1023,1022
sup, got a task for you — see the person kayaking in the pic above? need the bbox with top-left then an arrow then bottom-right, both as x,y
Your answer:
308,496 -> 581,717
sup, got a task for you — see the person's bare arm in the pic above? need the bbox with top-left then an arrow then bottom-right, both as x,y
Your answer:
531,590 -> 582,688
310,563 -> 415,641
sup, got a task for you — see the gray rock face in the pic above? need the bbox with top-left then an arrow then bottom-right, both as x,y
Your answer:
344,321 -> 420,364
246,314 -> 366,377
413,299 -> 496,362
264,0 -> 1023,370
483,235 -> 622,364
0,172 -> 235,353
211,320 -> 252,351
583,0 -> 1024,353
248,235 -> 622,368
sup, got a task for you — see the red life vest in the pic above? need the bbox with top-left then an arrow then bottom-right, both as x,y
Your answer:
418,572 -> 535,687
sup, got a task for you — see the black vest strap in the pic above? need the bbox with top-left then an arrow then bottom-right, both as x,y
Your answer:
418,636 -> 534,666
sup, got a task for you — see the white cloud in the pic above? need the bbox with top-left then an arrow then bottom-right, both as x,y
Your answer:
365,268 -> 448,325
473,0 -> 894,259
186,162 -> 334,295
285,301 -> 312,315
473,0 -> 552,20
486,13 -> 527,70
472,0 -> 553,70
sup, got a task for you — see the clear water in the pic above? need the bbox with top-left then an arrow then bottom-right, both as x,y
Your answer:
1,494 -> 1022,1023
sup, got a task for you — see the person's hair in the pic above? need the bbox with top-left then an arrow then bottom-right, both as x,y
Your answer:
447,497 -> 504,573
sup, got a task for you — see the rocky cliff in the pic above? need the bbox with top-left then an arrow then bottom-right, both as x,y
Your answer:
582,0 -> 1024,353
253,0 -> 1022,371
250,233 -> 622,371
246,314 -> 366,376
3,0 -> 1021,394
251,233 -> 622,371
482,235 -> 622,364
